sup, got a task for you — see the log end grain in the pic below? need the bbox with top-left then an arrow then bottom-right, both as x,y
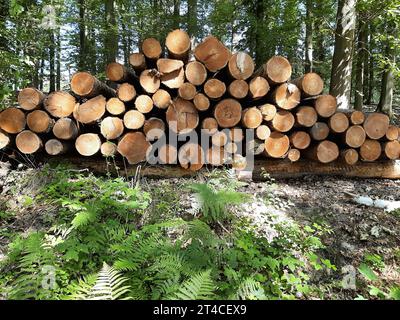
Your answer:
214,99 -> 242,128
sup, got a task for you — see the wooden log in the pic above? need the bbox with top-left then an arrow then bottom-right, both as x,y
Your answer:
101,141 -> 118,157
193,93 -> 210,111
45,139 -> 69,156
44,91 -> 77,118
344,125 -> 366,148
287,148 -> 301,162
201,117 -> 218,135
152,89 -> 172,109
259,104 -> 277,121
158,144 -> 178,165
106,62 -> 135,83
141,38 -> 162,60
26,110 -> 54,133
383,141 -> 400,160
129,52 -> 146,73
271,83 -> 300,110
211,131 -> 228,147
135,94 -> 153,113
224,141 -> 238,155
194,36 -> 231,72
348,110 -> 365,125
292,72 -> 324,97
15,130 -> 42,154
206,147 -> 225,166
123,110 -> 145,130
214,99 -> 242,128
229,127 -> 244,143
232,154 -> 248,170
248,76 -> 270,99
139,69 -> 160,94
166,98 -> 199,134
0,107 -> 26,134
228,80 -> 249,99
18,87 -> 45,111
341,148 -> 359,165
363,112 -> 390,140
360,139 -> 381,162
185,61 -> 207,86
264,132 -> 290,158
178,142 -> 204,171
157,58 -> 184,74
117,83 -> 136,102
53,118 -> 79,140
143,117 -> 165,141
385,125 -> 399,141
0,130 -> 10,149
295,106 -> 317,127
100,116 -> 124,140
314,94 -> 337,118
71,72 -> 115,98
257,56 -> 292,85
256,125 -> 271,140
178,82 -> 197,100
106,97 -> 126,115
328,112 -> 349,133
310,122 -> 330,141
270,110 -> 295,133
118,132 -> 151,164
161,67 -> 185,89
227,52 -> 255,80
290,131 -> 311,150
204,78 -> 226,99
74,95 -> 106,124
242,107 -> 263,129
305,140 -> 339,163
165,29 -> 191,61
75,133 -> 101,156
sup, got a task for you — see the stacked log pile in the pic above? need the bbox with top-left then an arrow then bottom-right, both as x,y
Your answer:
0,29 -> 399,172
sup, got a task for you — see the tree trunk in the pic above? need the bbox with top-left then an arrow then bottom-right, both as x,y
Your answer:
56,29 -> 61,90
354,20 -> 368,111
74,95 -> 106,124
172,0 -> 180,29
45,139 -> 69,156
135,95 -> 153,113
16,130 -> 43,154
0,108 -> 26,134
26,110 -> 54,133
304,0 -> 313,73
187,0 -> 198,38
363,112 -> 390,139
78,0 -> 86,70
100,116 -> 124,140
53,118 -> 79,140
44,91 -> 77,118
104,0 -> 118,64
214,99 -> 242,128
75,133 -> 102,156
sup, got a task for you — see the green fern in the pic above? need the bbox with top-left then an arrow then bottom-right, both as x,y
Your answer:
234,278 -> 266,300
170,270 -> 216,300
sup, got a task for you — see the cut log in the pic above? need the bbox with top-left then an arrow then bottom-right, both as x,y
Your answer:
344,125 -> 366,148
106,97 -> 126,115
139,69 -> 160,94
178,143 -> 204,171
242,107 -> 263,129
290,131 -> 311,150
129,52 -> 146,73
165,29 -> 191,60
271,110 -> 295,133
348,110 -> 365,125
328,112 -> 349,133
18,87 -> 45,111
204,78 -> 226,99
152,89 -> 172,109
100,116 -> 124,140
123,110 -> 145,130
224,141 -> 238,155
0,107 -> 26,134
26,110 -> 54,133
75,133 -> 101,156
214,99 -> 242,128
295,106 -> 317,127
135,94 -> 153,113
341,148 -> 359,165
74,95 -> 106,124
101,141 -> 118,157
161,67 -> 185,89
257,56 -> 292,85
383,141 -> 400,160
158,144 -> 178,164
0,130 -> 10,149
70,72 -> 115,98
363,112 -> 390,140
310,122 -> 330,141
385,125 -> 399,141
201,117 -> 218,135
117,83 -> 136,102
292,73 -> 324,97
229,127 -> 244,142
166,98 -> 199,134
247,139 -> 265,155
211,131 -> 228,147
232,154 -> 247,170
178,82 -> 197,100
118,132 -> 151,164
314,94 -> 337,118
45,139 -> 69,156
256,125 -> 271,140
360,139 -> 382,162
193,93 -> 210,111
271,83 -> 300,110
106,62 -> 135,83
194,36 -> 231,72
248,76 -> 270,99
264,132 -> 290,158
53,118 -> 79,140
15,130 -> 42,154
306,140 -> 339,163
259,104 -> 277,121
185,61 -> 207,86
44,91 -> 77,118
157,58 -> 184,74
141,38 -> 162,60
227,52 -> 255,80
228,80 -> 249,99
206,147 -> 225,166
287,148 -> 301,162
143,117 -> 165,141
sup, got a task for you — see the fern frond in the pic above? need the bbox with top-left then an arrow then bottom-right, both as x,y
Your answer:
171,270 -> 216,300
234,278 -> 266,300
62,274 -> 97,300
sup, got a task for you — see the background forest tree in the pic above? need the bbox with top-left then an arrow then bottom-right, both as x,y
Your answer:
0,0 -> 399,114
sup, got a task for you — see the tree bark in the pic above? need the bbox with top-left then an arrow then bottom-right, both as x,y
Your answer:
304,0 -> 314,73
354,20 -> 368,111
104,0 -> 118,64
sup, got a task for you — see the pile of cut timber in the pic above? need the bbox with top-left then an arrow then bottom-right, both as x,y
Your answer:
0,29 -> 399,172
